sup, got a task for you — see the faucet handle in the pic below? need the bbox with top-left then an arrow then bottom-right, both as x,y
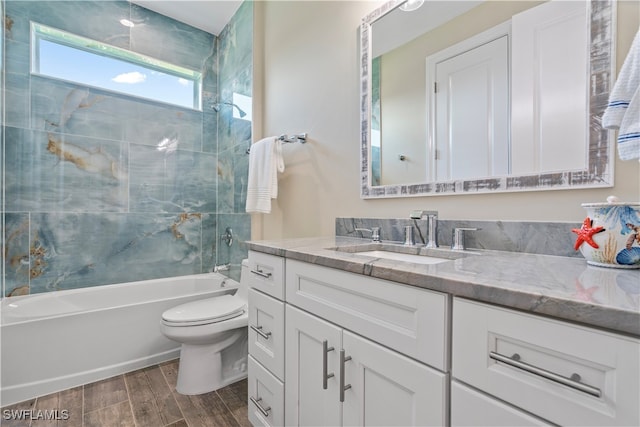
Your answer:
354,227 -> 381,243
371,227 -> 381,242
452,227 -> 479,251
403,226 -> 414,246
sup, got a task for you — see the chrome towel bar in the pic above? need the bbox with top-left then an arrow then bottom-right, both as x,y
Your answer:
246,133 -> 307,154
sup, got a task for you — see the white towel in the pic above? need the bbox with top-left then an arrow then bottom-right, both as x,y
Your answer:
603,29 -> 640,161
245,137 -> 285,213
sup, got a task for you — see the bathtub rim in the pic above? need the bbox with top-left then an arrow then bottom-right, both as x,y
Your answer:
1,272 -> 239,326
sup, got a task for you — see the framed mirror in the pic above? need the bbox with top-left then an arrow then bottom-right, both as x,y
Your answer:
360,0 -> 616,198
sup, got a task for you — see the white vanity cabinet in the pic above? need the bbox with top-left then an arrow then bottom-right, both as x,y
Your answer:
451,380 -> 552,426
247,251 -> 286,427
284,259 -> 449,426
452,298 -> 640,427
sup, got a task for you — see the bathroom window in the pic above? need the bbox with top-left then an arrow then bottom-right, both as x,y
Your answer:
31,22 -> 202,110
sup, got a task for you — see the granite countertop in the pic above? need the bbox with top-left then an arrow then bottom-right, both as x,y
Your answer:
247,236 -> 640,337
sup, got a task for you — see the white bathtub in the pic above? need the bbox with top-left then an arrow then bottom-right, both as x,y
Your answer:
0,273 -> 238,407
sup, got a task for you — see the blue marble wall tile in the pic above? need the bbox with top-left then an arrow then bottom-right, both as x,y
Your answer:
30,77 -> 125,141
218,1 -> 252,85
202,108 -> 219,154
1,0 -> 252,296
233,148 -> 250,214
215,213 -> 250,282
201,213 -> 217,275
5,126 -> 129,213
122,101 -> 204,151
3,39 -> 29,128
130,3 -> 214,71
217,1 -> 253,156
201,43 -> 219,155
30,76 -> 204,152
3,213 -> 31,297
28,212 -> 204,293
4,1 -> 130,48
129,143 -> 216,213
216,154 -> 235,214
217,120 -> 251,214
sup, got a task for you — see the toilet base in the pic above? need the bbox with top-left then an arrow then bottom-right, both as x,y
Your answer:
175,329 -> 248,395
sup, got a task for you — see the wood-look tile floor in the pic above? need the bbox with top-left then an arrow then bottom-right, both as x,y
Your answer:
1,360 -> 250,427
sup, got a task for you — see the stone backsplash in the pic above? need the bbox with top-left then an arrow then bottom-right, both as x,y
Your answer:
336,217 -> 582,258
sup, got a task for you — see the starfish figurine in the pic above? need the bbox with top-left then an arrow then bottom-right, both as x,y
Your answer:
572,217 -> 604,250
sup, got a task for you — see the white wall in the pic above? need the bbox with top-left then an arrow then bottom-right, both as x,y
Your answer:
253,0 -> 640,240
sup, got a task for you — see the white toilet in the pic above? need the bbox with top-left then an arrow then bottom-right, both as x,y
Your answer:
160,262 -> 249,395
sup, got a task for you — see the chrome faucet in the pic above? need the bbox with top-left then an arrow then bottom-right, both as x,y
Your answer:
220,227 -> 233,247
451,227 -> 479,251
410,210 -> 438,248
403,226 -> 415,246
354,227 -> 381,243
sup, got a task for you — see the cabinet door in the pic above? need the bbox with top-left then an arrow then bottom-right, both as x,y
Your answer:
285,305 -> 342,427
342,331 -> 448,427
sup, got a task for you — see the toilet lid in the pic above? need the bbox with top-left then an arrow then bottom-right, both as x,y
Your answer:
162,295 -> 246,326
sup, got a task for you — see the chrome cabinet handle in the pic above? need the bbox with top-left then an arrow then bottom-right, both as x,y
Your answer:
250,325 -> 272,340
250,396 -> 271,417
322,340 -> 335,390
489,351 -> 601,398
250,268 -> 272,279
339,349 -> 352,402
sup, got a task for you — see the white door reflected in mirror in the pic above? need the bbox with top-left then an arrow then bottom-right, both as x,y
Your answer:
361,0 -> 614,197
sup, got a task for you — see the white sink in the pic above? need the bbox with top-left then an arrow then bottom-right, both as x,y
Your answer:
356,250 -> 450,265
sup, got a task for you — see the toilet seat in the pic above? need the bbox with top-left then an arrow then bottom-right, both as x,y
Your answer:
162,295 -> 246,327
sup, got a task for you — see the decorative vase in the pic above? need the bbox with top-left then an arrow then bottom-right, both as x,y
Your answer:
574,197 -> 640,269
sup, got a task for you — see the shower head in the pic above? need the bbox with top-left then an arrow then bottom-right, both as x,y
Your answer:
211,101 -> 247,118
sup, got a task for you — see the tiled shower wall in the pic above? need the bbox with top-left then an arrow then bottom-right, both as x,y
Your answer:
1,1 -> 252,296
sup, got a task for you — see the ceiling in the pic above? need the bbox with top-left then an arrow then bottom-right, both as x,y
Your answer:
130,0 -> 243,35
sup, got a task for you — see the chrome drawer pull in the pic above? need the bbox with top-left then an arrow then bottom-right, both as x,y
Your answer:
250,396 -> 271,417
489,351 -> 601,398
251,268 -> 272,279
250,325 -> 272,340
339,349 -> 352,402
322,340 -> 335,390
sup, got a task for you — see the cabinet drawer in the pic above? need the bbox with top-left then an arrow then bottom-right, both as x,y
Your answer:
247,251 -> 285,300
452,298 -> 640,426
451,380 -> 552,426
286,259 -> 449,370
248,289 -> 285,381
248,356 -> 284,427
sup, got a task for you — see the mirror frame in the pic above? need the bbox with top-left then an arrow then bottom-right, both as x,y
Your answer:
360,0 -> 616,198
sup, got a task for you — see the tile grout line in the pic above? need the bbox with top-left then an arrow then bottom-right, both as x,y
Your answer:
82,376 -> 130,425
28,396 -> 36,427
81,384 -> 85,427
214,390 -> 241,427
122,373 -> 139,427
158,363 -> 189,427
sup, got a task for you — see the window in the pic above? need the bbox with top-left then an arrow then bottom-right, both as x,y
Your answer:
31,23 -> 202,110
